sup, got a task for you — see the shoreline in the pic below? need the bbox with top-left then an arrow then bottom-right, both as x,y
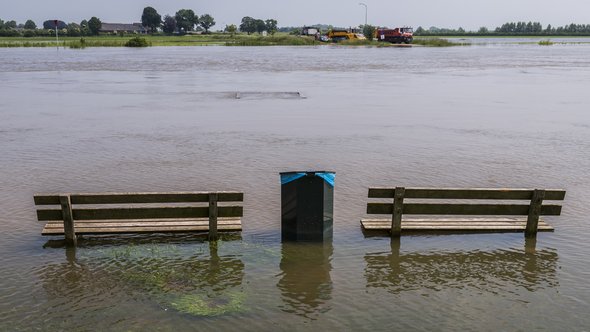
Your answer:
1,34 -> 589,48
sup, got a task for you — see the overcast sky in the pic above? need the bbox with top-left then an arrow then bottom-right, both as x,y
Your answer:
1,0 -> 588,31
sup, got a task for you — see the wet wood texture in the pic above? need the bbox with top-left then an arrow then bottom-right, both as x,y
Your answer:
34,191 -> 243,242
363,187 -> 565,237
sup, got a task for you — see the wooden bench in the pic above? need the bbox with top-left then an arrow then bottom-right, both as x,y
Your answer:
34,191 -> 243,246
361,188 -> 565,237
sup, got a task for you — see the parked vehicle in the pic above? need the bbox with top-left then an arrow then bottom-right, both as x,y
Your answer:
301,26 -> 320,36
327,28 -> 366,42
374,27 -> 413,44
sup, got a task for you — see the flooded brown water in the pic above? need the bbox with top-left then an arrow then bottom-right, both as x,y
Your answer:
1,43 -> 590,330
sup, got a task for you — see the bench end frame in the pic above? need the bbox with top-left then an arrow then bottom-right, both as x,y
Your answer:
391,187 -> 405,237
525,189 -> 545,238
59,195 -> 77,247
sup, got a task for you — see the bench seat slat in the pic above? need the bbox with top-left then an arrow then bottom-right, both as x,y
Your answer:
367,203 -> 562,216
42,218 -> 242,235
360,218 -> 554,232
368,188 -> 566,200
43,218 -> 240,228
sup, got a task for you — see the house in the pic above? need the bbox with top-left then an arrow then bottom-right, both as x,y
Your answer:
99,23 -> 147,34
301,26 -> 320,36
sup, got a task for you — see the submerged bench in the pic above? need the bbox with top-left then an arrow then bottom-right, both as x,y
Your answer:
34,191 -> 243,246
361,187 -> 565,237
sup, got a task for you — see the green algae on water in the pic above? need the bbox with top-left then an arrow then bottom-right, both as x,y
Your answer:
170,291 -> 246,316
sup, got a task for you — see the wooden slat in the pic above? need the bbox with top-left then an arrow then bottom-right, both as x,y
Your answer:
43,218 -> 241,228
42,218 -> 241,235
34,192 -> 243,205
367,203 -> 562,216
368,188 -> 566,200
37,209 -> 63,221
37,206 -> 243,221
42,224 -> 241,235
360,218 -> 554,232
363,217 -> 533,222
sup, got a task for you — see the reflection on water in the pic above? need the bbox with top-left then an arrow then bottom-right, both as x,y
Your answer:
38,241 -> 245,322
277,242 -> 333,319
1,44 -> 590,329
365,238 -> 558,294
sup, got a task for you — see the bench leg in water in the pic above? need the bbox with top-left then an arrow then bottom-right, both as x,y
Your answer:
208,193 -> 219,241
525,189 -> 545,238
391,187 -> 405,237
59,195 -> 77,247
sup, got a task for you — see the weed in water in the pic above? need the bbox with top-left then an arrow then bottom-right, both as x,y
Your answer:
124,37 -> 150,47
170,291 -> 246,316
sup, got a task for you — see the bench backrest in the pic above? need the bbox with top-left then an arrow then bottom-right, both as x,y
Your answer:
366,187 -> 566,236
34,192 -> 243,221
34,192 -> 243,244
367,188 -> 565,215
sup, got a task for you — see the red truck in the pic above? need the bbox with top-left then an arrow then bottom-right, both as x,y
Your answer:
374,27 -> 413,44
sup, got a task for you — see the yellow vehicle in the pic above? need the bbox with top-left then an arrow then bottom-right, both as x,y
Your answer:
327,29 -> 366,42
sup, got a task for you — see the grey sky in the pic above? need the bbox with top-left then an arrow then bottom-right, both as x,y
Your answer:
1,0 -> 587,31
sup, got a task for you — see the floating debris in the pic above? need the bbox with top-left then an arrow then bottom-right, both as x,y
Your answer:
235,91 -> 306,100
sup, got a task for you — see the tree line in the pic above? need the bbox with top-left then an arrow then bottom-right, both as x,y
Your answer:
415,22 -> 590,36
0,17 -> 103,37
0,7 -> 217,37
237,17 -> 277,35
0,8 -> 280,37
140,7 -> 216,34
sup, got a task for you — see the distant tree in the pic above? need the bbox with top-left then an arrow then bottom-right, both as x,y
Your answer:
362,24 -> 375,39
24,20 -> 36,30
255,19 -> 266,34
414,26 -> 424,35
239,16 -> 256,34
141,6 -> 161,33
265,19 -> 278,35
545,24 -> 553,34
79,19 -> 89,36
67,23 -> 81,36
88,17 -> 101,35
175,9 -> 197,33
162,15 -> 176,34
43,20 -> 66,30
457,27 -> 465,34
478,26 -> 489,34
225,24 -> 237,36
199,14 -> 215,33
5,20 -> 17,29
0,19 -> 4,30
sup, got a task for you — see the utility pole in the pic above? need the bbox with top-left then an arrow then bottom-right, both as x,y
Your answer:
359,3 -> 368,27
54,20 -> 59,49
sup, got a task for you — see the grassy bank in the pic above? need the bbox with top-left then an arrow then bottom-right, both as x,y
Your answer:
0,33 -> 472,48
0,34 -> 303,48
0,35 -> 229,47
412,37 -> 470,46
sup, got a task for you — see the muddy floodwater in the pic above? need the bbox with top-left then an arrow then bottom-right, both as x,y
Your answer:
1,42 -> 590,330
